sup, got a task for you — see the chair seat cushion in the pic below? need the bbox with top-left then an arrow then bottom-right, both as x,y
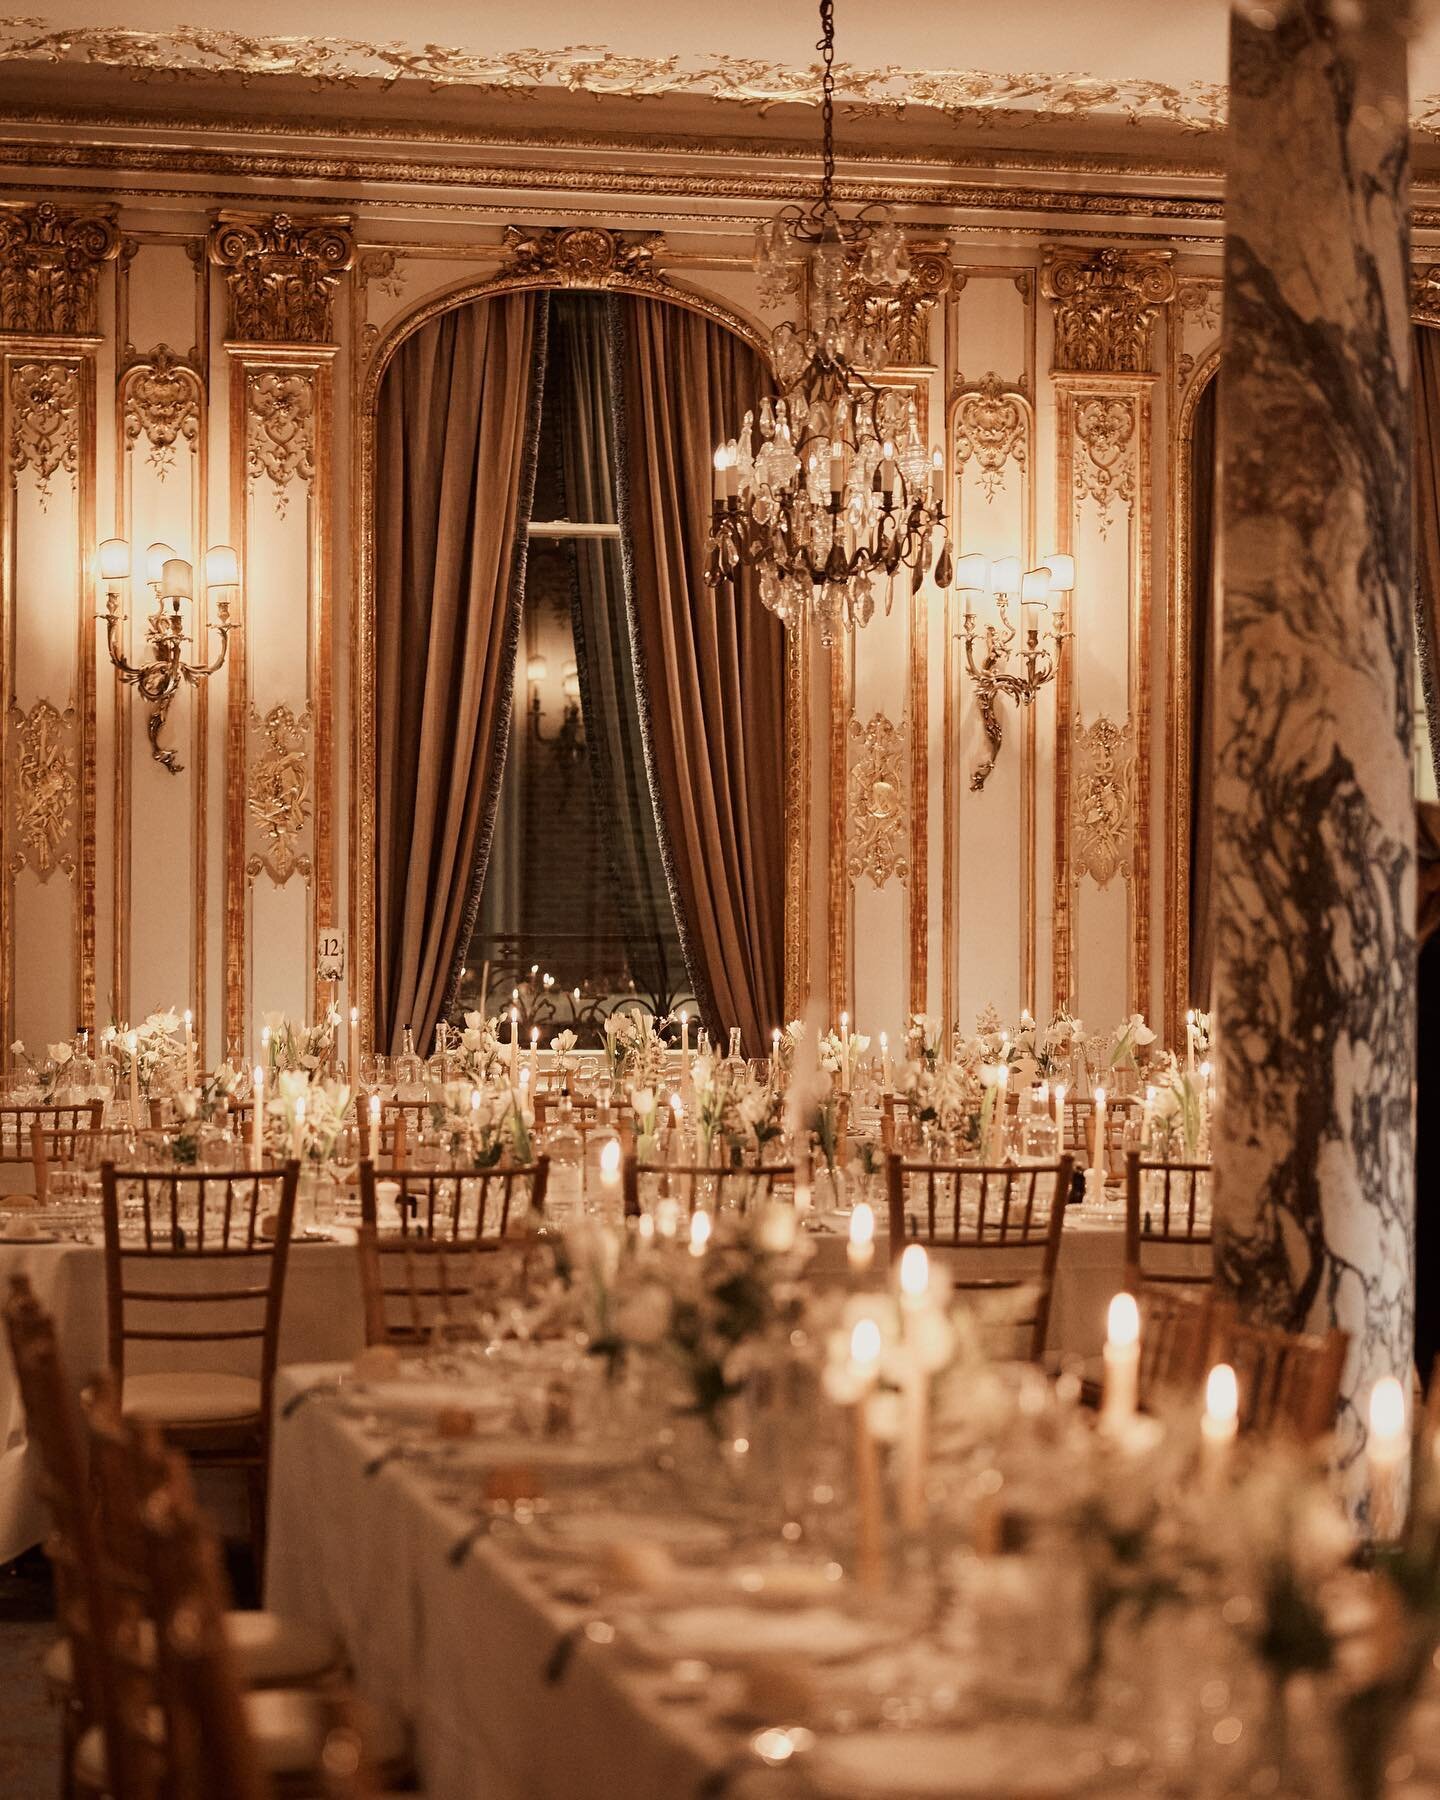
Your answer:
44,1611 -> 342,1693
121,1371 -> 261,1426
75,1690 -> 408,1787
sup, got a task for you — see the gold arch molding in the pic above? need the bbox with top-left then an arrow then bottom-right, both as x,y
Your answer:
350,226 -> 809,1044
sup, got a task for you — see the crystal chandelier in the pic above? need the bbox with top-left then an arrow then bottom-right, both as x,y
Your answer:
704,0 -> 950,647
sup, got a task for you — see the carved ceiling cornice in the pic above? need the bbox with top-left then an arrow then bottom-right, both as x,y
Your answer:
493,224 -> 668,289
0,200 -> 119,335
1041,245 -> 1176,375
207,210 -> 355,344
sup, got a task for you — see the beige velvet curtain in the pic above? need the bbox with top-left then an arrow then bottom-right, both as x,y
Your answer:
1415,326 -> 1440,796
374,293 -> 546,1052
618,299 -> 784,1052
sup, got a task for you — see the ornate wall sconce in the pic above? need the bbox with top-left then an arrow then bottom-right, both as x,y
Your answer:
97,537 -> 239,774
958,553 -> 1075,792
525,653 -> 587,783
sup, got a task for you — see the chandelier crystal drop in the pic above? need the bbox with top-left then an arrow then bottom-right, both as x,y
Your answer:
704,0 -> 951,647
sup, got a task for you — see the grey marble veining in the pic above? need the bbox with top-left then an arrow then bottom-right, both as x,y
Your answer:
1213,0 -> 1415,1488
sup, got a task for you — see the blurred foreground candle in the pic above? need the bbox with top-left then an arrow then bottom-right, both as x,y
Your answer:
1101,1292 -> 1140,1432
1201,1362 -> 1238,1485
898,1245 -> 931,1532
251,1067 -> 264,1166
689,1208 -> 712,1257
367,1093 -> 379,1161
509,1007 -> 519,1086
1368,1376 -> 1408,1539
849,1318 -> 885,1591
183,1010 -> 196,1088
348,1007 -> 360,1080
599,1136 -> 621,1194
848,1201 -> 875,1272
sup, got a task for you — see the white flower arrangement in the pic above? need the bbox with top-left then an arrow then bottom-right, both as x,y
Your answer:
265,1071 -> 352,1164
263,1006 -> 341,1076
105,1011 -> 187,1100
1108,1012 -> 1157,1073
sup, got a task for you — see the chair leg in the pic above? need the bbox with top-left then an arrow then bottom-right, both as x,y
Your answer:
247,1463 -> 267,1591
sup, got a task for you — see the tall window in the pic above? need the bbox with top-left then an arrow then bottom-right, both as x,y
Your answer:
458,294 -> 694,1043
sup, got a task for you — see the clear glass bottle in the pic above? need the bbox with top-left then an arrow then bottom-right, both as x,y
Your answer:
544,1095 -> 584,1227
721,1026 -> 747,1094
393,1025 -> 423,1100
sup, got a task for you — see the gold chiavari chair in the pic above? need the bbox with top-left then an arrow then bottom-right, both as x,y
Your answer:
879,1094 -> 913,1153
1209,1301 -> 1349,1444
356,1158 -> 550,1347
1124,1150 -> 1213,1289
99,1161 -> 300,1566
347,1094 -> 409,1166
885,1152 -> 1074,1361
1135,1281 -> 1216,1411
1086,1094 -> 1141,1183
620,1153 -> 809,1221
30,1123 -> 137,1210
2,1274 -> 162,1800
1,1100 -> 104,1204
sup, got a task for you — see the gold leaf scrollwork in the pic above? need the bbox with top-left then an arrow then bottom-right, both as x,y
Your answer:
0,200 -> 119,335
246,704 -> 313,886
246,370 -> 315,517
846,712 -> 909,890
1073,713 -> 1134,891
495,224 -> 668,289
844,247 -> 950,367
122,346 -> 200,479
9,360 -> 79,510
950,373 -> 1027,502
1073,393 -> 1136,537
208,209 -> 355,344
7,699 -> 77,880
1413,264 -> 1440,328
1041,246 -> 1176,375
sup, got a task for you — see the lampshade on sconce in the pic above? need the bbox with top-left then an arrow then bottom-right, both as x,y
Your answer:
97,538 -> 130,581
159,559 -> 193,602
205,544 -> 239,588
145,541 -> 175,584
526,655 -> 548,683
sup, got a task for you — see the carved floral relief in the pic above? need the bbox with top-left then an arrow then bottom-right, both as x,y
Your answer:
1072,394 -> 1137,536
847,713 -> 909,890
7,700 -> 77,880
950,373 -> 1027,502
1073,713 -> 1135,889
246,370 -> 315,516
122,347 -> 201,479
9,361 -> 79,510
246,704 -> 313,886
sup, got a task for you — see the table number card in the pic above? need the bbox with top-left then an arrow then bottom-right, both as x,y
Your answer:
317,928 -> 347,984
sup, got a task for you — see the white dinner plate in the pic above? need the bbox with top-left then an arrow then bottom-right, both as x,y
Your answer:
543,1510 -> 730,1556
625,1603 -> 894,1667
806,1725 -> 1106,1797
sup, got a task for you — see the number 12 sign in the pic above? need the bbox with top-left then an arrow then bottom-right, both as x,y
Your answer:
317,928 -> 346,983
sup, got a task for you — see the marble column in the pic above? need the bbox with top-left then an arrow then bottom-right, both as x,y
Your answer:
1213,0 -> 1414,1481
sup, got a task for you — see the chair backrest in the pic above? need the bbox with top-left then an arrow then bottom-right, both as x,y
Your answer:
347,1095 -> 408,1165
620,1155 -> 807,1221
1135,1281 -> 1215,1410
98,1162 -> 299,1418
1209,1302 -> 1350,1443
2,1276 -> 161,1799
130,1429 -> 267,1800
0,1102 -> 104,1199
356,1158 -> 549,1347
1124,1151 -> 1213,1287
885,1154 -> 1073,1359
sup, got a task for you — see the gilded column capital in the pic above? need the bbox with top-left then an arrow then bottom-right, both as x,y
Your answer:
1041,245 -> 1176,375
207,210 -> 355,345
844,243 -> 952,368
0,201 -> 119,336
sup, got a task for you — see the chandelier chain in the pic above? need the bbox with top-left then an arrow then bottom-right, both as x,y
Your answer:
817,0 -> 836,215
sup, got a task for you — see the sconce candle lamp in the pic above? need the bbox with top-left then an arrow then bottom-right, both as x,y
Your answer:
97,536 -> 240,774
958,552 -> 1075,791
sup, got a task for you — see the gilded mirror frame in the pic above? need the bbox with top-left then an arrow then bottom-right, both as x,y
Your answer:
351,259 -> 808,1046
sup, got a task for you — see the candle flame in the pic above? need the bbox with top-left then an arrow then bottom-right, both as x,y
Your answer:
898,1243 -> 929,1300
689,1209 -> 712,1256
849,1202 -> 875,1249
1106,1292 -> 1139,1349
850,1317 -> 882,1367
1205,1363 -> 1238,1425
600,1138 -> 622,1183
1370,1375 -> 1407,1441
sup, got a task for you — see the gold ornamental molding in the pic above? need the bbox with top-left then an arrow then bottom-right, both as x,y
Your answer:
7,698 -> 77,881
847,712 -> 910,891
494,225 -> 668,290
949,372 -> 1029,502
1041,246 -> 1176,376
246,369 -> 315,516
121,345 -> 200,478
8,357 -> 79,509
1173,279 -> 1222,394
1072,392 -> 1137,536
845,246 -> 951,369
246,703 -> 313,887
0,201 -> 119,338
1072,713 -> 1135,890
208,210 -> 355,345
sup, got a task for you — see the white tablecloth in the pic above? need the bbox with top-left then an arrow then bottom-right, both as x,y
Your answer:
0,1239 -> 366,1561
267,1367 -> 729,1800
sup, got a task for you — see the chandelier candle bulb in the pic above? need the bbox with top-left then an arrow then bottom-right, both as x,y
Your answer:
1201,1363 -> 1239,1487
931,448 -> 944,504
712,447 -> 726,503
367,1093 -> 379,1162
848,1201 -> 876,1272
183,1010 -> 196,1089
1368,1376 -> 1409,1540
348,1007 -> 360,1081
1101,1292 -> 1140,1432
